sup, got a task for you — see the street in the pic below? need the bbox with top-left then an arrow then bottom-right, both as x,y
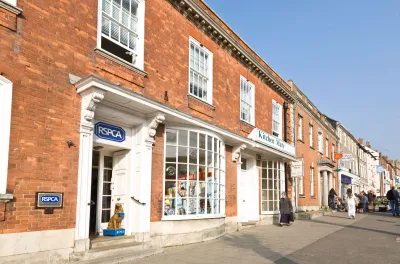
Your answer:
131,212 -> 400,264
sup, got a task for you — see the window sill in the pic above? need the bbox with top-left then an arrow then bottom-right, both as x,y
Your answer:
297,139 -> 304,144
310,146 -> 315,150
0,1 -> 22,15
299,195 -> 306,198
310,196 -> 317,199
94,48 -> 148,77
240,120 -> 255,134
162,214 -> 225,221
187,94 -> 215,118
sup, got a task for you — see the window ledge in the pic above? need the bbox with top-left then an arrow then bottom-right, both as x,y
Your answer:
94,48 -> 148,77
310,196 -> 317,199
162,214 -> 225,221
0,1 -> 22,15
299,195 -> 306,198
0,193 -> 13,202
310,146 -> 315,150
297,139 -> 304,144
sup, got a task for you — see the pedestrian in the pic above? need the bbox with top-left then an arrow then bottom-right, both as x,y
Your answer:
346,188 -> 356,219
367,190 -> 376,213
279,191 -> 293,226
361,191 -> 368,214
386,186 -> 399,216
328,188 -> 337,211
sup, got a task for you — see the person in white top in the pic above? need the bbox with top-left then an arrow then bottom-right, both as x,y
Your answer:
346,188 -> 356,219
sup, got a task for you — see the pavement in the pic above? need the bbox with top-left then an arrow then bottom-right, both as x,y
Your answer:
129,212 -> 400,264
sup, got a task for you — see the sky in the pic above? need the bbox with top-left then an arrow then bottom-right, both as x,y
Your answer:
204,0 -> 400,160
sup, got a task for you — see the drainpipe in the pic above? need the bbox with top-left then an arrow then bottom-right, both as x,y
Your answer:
283,102 -> 289,195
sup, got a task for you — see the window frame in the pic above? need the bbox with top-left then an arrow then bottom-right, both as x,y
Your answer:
299,175 -> 304,196
261,161 -> 285,214
239,76 -> 255,126
318,131 -> 323,154
162,127 -> 225,221
297,114 -> 303,141
2,0 -> 17,6
309,124 -> 313,147
96,0 -> 145,70
0,76 -> 13,194
188,36 -> 214,105
332,144 -> 335,160
272,100 -> 282,139
310,166 -> 314,196
325,138 -> 329,157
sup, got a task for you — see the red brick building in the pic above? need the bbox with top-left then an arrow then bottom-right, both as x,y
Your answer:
288,81 -> 339,211
0,0 -> 297,262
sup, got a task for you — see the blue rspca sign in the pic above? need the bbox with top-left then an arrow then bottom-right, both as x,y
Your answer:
36,192 -> 63,208
95,122 -> 126,143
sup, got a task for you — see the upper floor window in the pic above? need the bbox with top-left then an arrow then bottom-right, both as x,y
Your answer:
3,0 -> 17,6
332,144 -> 335,160
189,37 -> 213,104
309,124 -> 313,147
297,115 -> 303,141
240,76 -> 255,125
272,100 -> 282,139
318,131 -> 323,153
98,0 -> 145,69
325,138 -> 329,157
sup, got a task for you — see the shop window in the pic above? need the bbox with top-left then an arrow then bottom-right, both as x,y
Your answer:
164,129 -> 225,218
297,115 -> 303,141
189,37 -> 213,104
98,0 -> 145,69
0,76 -> 13,194
272,100 -> 282,139
261,161 -> 285,213
240,76 -> 255,125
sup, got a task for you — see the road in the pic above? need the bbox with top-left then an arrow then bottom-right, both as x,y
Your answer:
130,212 -> 400,264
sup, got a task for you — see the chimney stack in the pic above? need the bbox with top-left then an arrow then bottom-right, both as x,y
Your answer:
358,138 -> 363,144
366,141 -> 371,148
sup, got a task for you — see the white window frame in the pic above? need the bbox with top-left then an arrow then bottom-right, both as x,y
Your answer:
297,115 -> 303,141
261,161 -> 285,214
309,124 -> 313,147
299,175 -> 304,196
325,138 -> 329,157
0,76 -> 13,194
239,76 -> 255,125
163,127 -> 225,220
272,100 -> 282,139
318,131 -> 323,154
96,0 -> 145,70
2,0 -> 17,6
188,37 -> 214,105
310,165 -> 314,196
332,144 -> 335,160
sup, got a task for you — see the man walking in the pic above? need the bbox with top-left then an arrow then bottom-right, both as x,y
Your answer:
386,186 -> 399,216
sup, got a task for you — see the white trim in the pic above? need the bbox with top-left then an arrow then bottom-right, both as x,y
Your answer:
239,75 -> 255,126
188,36 -> 213,105
0,76 -> 13,195
0,0 -> 22,15
272,100 -> 282,139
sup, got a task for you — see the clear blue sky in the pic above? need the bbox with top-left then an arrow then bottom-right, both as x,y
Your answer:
205,0 -> 400,160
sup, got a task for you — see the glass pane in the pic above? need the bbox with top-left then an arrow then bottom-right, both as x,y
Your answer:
275,190 -> 280,201
214,199 -> 218,214
178,147 -> 187,163
122,0 -> 129,12
130,0 -> 137,15
269,201 -> 273,211
189,132 -> 197,147
189,148 -> 197,164
177,164 -> 187,180
207,168 -> 213,182
102,0 -> 111,14
165,146 -> 176,163
262,161 -> 268,168
92,151 -> 100,167
103,183 -> 111,195
166,129 -> 177,145
198,182 -> 206,198
207,182 -> 212,198
111,22 -> 119,41
178,130 -> 188,146
129,34 -> 136,50
262,180 -> 268,189
188,165 -> 197,181
214,168 -> 219,183
214,183 -> 218,197
274,180 -> 279,190
188,198 -> 197,215
214,153 -> 218,168
207,136 -> 212,151
164,199 -> 175,216
207,151 -> 213,167
274,200 -> 279,212
104,156 -> 113,168
262,190 -> 267,200
199,199 -> 206,214
199,149 -> 206,165
199,134 -> 206,149
101,209 -> 111,222
268,190 -> 273,200
268,161 -> 273,168
199,166 -> 206,181
103,170 -> 112,182
120,27 -> 128,46
268,177 -> 273,190
102,196 -> 111,209
219,185 -> 225,199
165,164 -> 176,180
241,158 -> 247,170
165,181 -> 176,197
262,202 -> 267,212
176,198 -> 187,215
177,181 -> 188,198
207,199 -> 213,214
188,181 -> 197,197
214,139 -> 218,154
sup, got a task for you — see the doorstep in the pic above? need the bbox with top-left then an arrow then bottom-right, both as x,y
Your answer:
295,210 -> 333,220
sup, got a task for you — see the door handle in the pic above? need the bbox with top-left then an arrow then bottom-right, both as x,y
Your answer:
88,200 -> 95,206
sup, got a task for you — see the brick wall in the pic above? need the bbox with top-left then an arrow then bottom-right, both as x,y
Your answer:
150,125 -> 165,222
225,145 -> 237,217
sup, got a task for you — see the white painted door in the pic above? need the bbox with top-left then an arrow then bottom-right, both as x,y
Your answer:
239,169 -> 248,222
239,158 -> 258,222
111,150 -> 129,225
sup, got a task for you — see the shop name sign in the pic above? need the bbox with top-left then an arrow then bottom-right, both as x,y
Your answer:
36,192 -> 63,208
291,159 -> 304,177
248,129 -> 295,156
95,122 -> 126,143
340,154 -> 353,163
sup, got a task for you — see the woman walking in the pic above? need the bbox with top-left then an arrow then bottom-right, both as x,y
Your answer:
328,188 -> 337,211
346,188 -> 356,219
279,191 -> 293,226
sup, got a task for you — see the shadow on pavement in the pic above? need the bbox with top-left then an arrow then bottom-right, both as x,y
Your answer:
221,232 -> 298,264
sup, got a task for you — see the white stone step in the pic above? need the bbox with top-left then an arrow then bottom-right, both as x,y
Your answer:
90,236 -> 136,249
70,248 -> 164,264
70,242 -> 147,262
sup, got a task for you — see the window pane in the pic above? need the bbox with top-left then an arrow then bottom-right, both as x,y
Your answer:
189,132 -> 197,147
188,165 -> 197,181
262,190 -> 267,200
166,129 -> 177,145
199,134 -> 206,149
102,16 -> 110,36
104,156 -> 113,168
198,182 -> 206,198
177,164 -> 187,180
207,136 -> 212,151
199,166 -> 206,181
111,22 -> 119,41
165,146 -> 176,163
101,209 -> 111,222
103,170 -> 112,182
199,149 -> 206,165
262,180 -> 268,189
199,199 -> 206,214
188,181 -> 197,197
103,183 -> 111,195
177,181 -> 188,198
188,198 -> 197,214
177,198 -> 187,215
189,148 -> 198,164
178,147 -> 187,163
164,199 -> 175,215
207,182 -> 213,198
165,164 -> 176,180
165,181 -> 176,197
214,153 -> 218,168
262,202 -> 267,212
102,196 -> 111,209
178,130 -> 188,146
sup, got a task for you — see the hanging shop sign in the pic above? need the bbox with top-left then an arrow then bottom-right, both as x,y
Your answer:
376,165 -> 384,174
36,192 -> 63,208
94,122 -> 126,143
291,159 -> 304,177
341,175 -> 352,184
248,129 -> 295,156
340,154 -> 353,163
334,153 -> 343,160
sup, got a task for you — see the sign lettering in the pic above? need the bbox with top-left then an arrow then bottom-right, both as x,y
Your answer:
36,192 -> 63,208
248,129 -> 295,156
95,122 -> 126,143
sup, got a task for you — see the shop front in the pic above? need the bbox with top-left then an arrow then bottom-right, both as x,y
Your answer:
340,175 -> 352,199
